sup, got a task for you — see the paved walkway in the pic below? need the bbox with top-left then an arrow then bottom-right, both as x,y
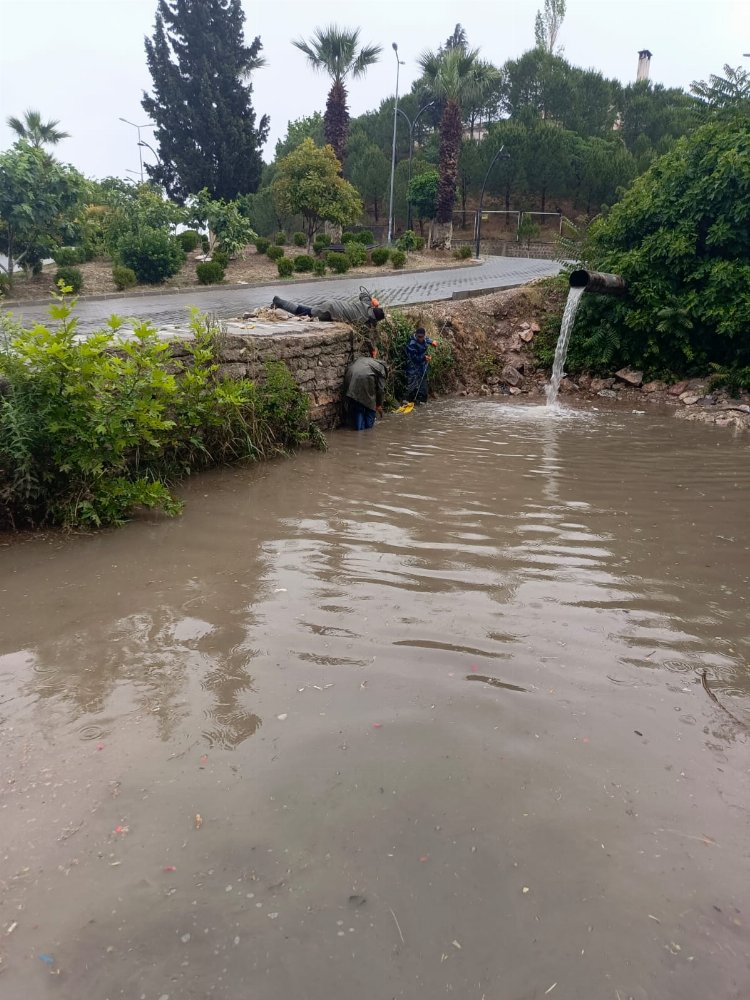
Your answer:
3,257 -> 560,333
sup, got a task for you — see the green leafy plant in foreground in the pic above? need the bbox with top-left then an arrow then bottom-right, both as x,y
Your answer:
376,309 -> 455,405
0,292 -> 323,530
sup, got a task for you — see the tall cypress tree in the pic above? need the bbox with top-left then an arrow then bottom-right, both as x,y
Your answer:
142,0 -> 269,201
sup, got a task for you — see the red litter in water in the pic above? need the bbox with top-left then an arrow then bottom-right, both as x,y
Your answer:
114,826 -> 127,834
199,754 -> 208,765
471,664 -> 479,672
97,743 -> 105,750
163,865 -> 177,873
372,723 -> 383,729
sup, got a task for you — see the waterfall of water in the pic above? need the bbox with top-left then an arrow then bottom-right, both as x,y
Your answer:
545,285 -> 585,406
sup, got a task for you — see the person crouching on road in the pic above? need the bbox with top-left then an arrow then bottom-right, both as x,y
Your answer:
343,342 -> 388,431
405,327 -> 438,405
272,289 -> 385,329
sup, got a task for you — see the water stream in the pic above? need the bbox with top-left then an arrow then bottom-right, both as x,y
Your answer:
1,399 -> 748,999
546,284 -> 584,405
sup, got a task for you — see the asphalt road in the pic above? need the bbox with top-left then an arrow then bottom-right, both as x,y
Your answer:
3,256 -> 560,333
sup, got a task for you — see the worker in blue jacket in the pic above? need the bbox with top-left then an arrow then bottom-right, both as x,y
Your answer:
405,327 -> 438,404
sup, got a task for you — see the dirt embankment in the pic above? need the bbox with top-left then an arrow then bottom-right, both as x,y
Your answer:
400,285 -> 750,432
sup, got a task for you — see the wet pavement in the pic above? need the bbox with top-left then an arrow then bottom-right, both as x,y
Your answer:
0,398 -> 748,999
2,256 -> 560,334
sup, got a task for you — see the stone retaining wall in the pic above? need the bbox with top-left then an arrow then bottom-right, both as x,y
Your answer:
165,319 -> 356,429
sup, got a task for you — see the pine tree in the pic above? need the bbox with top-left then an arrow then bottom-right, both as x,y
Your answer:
142,0 -> 269,201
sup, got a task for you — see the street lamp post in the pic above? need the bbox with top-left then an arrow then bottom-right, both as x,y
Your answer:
137,139 -> 161,166
396,101 -> 435,231
387,43 -> 405,246
475,144 -> 509,260
118,117 -> 154,182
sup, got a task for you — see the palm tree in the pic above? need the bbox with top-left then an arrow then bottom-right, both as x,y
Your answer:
417,47 -> 484,246
6,109 -> 70,148
292,25 -> 381,167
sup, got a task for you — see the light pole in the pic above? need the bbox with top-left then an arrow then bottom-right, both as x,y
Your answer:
396,101 -> 435,231
137,139 -> 161,166
387,43 -> 405,246
475,145 -> 509,259
118,117 -> 154,182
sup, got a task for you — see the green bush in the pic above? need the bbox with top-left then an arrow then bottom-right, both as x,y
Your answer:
293,254 -> 315,273
575,116 -> 750,378
293,231 -> 307,247
313,234 -> 331,256
254,236 -> 270,255
312,259 -> 326,276
112,265 -> 137,291
54,266 -> 84,293
453,245 -> 473,260
390,250 -> 407,269
211,250 -> 230,270
371,247 -> 390,266
178,229 -> 201,252
83,244 -> 97,261
277,257 -> 295,277
117,229 -> 185,285
345,243 -> 367,267
326,251 -> 350,274
0,300 -> 323,530
396,230 -> 421,252
0,274 -> 11,298
196,261 -> 225,284
267,244 -> 284,261
275,231 -> 287,245
201,235 -> 210,254
355,229 -> 374,245
54,246 -> 86,266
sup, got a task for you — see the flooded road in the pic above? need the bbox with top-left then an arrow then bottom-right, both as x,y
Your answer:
1,399 -> 748,1000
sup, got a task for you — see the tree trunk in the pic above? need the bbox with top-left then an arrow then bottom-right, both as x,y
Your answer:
541,187 -> 546,212
372,199 -> 379,222
324,81 -> 349,171
436,99 -> 461,249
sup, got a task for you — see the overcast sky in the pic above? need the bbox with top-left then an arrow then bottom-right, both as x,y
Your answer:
1,0 -> 747,180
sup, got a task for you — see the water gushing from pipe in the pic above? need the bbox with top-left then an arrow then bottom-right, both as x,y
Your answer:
545,286 -> 584,406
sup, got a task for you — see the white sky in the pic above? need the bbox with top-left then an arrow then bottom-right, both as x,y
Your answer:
1,0 -> 748,180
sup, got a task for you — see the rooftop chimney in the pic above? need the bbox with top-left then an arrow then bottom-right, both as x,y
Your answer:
637,49 -> 652,82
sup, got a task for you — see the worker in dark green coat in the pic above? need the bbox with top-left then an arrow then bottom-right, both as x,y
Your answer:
342,343 -> 388,430
272,289 -> 385,328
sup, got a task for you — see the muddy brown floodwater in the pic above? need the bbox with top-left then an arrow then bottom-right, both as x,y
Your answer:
1,399 -> 749,1000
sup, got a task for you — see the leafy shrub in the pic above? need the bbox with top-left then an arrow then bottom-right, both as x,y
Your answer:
54,246 -> 86,266
355,229 -> 374,245
312,259 -> 326,276
211,250 -> 230,270
293,254 -> 314,273
396,230 -> 421,252
254,237 -> 270,255
54,266 -> 84,293
313,234 -> 331,256
0,274 -> 11,298
117,229 -> 184,285
83,244 -> 97,261
342,231 -> 357,244
178,229 -> 201,252
371,247 -> 390,266
326,251 -> 350,274
201,235 -> 210,254
277,257 -> 295,277
196,261 -> 225,284
453,245 -> 473,259
345,243 -> 367,267
0,299 -> 323,530
390,250 -> 407,269
275,231 -> 287,245
293,232 -> 307,247
112,265 -> 137,291
577,116 -> 750,377
267,244 -> 284,261
708,363 -> 750,397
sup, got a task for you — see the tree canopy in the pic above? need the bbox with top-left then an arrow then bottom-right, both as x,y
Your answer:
142,0 -> 269,201
577,116 -> 750,377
